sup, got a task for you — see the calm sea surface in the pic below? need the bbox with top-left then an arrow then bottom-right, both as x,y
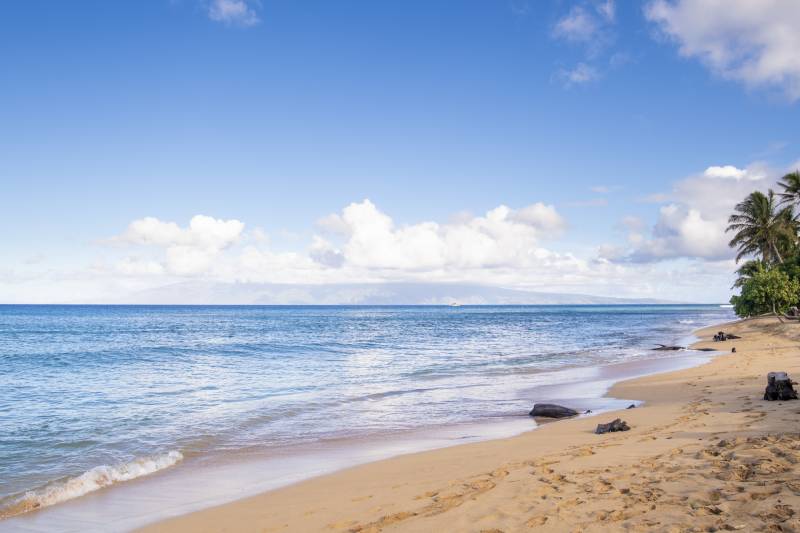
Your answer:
0,304 -> 734,518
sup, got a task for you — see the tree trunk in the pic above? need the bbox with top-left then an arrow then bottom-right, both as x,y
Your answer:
773,243 -> 784,264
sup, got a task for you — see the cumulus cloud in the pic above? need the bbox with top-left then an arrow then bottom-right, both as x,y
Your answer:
316,212 -> 351,236
317,199 -> 566,271
308,236 -> 345,268
116,215 -> 244,249
703,165 -> 765,180
645,0 -> 800,100
111,215 -> 244,276
102,201 -> 574,284
208,0 -> 260,27
627,204 -> 730,262
11,196 -> 748,303
610,163 -> 778,263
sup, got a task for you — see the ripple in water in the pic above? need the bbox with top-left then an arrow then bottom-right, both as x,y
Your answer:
0,304 -> 734,517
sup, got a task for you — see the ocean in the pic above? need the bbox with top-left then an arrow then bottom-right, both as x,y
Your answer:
0,304 -> 734,529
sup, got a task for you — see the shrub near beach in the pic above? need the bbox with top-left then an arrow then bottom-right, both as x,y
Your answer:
728,172 -> 800,317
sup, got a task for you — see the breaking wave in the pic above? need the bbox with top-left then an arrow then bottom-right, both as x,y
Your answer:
0,450 -> 183,519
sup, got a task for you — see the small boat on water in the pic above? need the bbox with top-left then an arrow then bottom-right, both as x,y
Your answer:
450,302 -> 461,307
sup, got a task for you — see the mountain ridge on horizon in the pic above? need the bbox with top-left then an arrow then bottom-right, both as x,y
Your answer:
87,281 -> 700,305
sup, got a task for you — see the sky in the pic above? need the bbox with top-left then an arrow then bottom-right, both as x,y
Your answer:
2,0 -> 800,303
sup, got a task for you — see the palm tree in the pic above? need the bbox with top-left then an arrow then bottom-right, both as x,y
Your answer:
777,171 -> 800,208
726,190 -> 796,264
732,259 -> 765,288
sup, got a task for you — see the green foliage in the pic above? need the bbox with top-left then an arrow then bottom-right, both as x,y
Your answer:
777,170 -> 800,208
730,265 -> 800,317
726,190 -> 797,265
778,251 -> 800,282
732,259 -> 765,289
729,176 -> 800,317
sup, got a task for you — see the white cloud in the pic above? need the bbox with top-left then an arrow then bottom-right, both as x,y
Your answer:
553,6 -> 600,43
101,201 -> 572,283
628,204 -> 730,262
596,243 -> 627,262
509,202 -> 566,232
116,215 -> 244,249
552,1 -> 617,53
551,2 -> 621,86
645,0 -> 800,100
597,0 -> 616,22
612,163 -> 778,263
116,257 -> 165,276
208,0 -> 260,27
112,215 -> 244,276
619,215 -> 645,232
249,227 -> 269,243
703,165 -> 765,180
308,236 -> 344,268
555,63 -> 600,87
326,199 -> 566,271
0,195 -> 753,303
316,212 -> 351,235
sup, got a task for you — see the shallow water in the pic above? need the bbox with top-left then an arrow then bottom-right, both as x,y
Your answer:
0,304 -> 734,521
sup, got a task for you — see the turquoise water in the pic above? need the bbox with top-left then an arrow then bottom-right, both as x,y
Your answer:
0,304 -> 733,518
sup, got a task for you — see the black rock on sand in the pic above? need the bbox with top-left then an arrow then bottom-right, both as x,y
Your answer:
595,418 -> 630,434
529,403 -> 579,418
764,372 -> 799,401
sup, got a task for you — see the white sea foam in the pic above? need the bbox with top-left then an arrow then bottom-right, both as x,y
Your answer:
0,451 -> 183,518
678,319 -> 696,324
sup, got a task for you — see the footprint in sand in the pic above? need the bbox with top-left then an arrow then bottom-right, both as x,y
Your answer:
525,515 -> 548,526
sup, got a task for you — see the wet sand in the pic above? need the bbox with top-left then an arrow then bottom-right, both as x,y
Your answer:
138,316 -> 800,532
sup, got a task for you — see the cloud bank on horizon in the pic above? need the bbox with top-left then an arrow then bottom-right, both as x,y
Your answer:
4,159 -> 794,304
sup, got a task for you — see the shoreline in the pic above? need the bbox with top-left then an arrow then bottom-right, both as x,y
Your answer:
1,339 -> 721,532
131,316 -> 800,532
0,316 -> 729,533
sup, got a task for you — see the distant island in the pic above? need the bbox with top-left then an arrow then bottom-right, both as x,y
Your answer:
94,281 -> 688,305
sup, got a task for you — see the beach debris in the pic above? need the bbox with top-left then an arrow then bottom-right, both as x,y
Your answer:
652,344 -> 684,351
595,418 -> 630,434
695,348 -> 716,352
584,409 -> 592,414
732,347 -> 736,353
627,404 -> 636,409
529,403 -> 578,418
764,372 -> 799,401
713,331 -> 741,341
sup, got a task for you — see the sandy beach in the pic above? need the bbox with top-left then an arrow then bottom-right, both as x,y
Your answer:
137,316 -> 800,532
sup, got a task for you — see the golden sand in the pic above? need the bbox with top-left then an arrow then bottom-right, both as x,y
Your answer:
141,317 -> 800,532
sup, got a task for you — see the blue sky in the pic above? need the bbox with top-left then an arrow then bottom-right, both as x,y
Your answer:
2,0 -> 800,303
